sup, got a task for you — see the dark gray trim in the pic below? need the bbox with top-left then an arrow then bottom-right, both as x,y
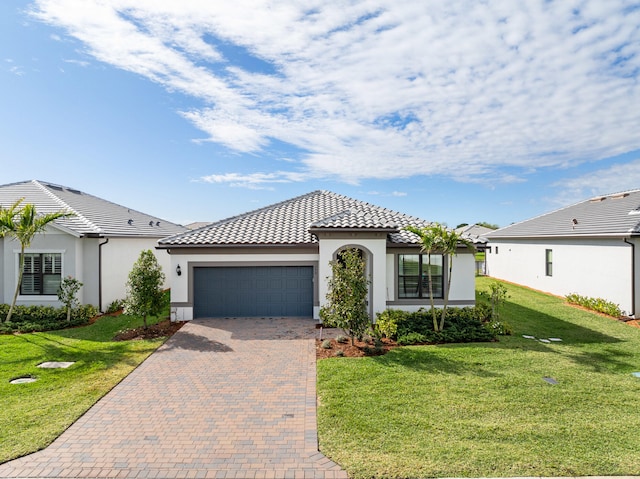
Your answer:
387,299 -> 473,306
170,301 -> 192,308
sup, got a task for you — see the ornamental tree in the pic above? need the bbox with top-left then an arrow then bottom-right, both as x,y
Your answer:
123,250 -> 166,329
319,248 -> 370,345
58,276 -> 83,322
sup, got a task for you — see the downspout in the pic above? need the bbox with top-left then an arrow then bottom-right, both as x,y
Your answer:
623,238 -> 635,318
98,238 -> 109,312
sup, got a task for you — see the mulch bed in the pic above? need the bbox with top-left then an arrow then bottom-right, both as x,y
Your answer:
113,319 -> 186,341
316,336 -> 397,359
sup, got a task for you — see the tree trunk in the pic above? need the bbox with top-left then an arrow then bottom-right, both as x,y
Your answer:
67,307 -> 72,323
427,253 -> 438,331
5,245 -> 25,323
439,256 -> 454,331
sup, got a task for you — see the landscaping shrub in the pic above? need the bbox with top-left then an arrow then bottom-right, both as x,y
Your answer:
374,309 -> 404,338
106,299 -> 124,314
0,303 -> 97,334
378,306 -> 497,345
565,293 -> 623,317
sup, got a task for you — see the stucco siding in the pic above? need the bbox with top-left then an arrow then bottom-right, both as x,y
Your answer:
487,238 -> 634,315
101,238 -> 172,311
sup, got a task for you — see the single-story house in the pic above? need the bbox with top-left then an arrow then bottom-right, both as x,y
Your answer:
485,189 -> 640,317
0,180 -> 186,311
158,190 -> 477,321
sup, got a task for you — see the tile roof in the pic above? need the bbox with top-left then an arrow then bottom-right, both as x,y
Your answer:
486,189 -> 640,239
159,190 -> 431,246
0,180 -> 185,237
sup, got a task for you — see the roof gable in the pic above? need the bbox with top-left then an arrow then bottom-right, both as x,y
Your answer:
159,190 -> 431,246
487,190 -> 640,239
0,180 -> 185,237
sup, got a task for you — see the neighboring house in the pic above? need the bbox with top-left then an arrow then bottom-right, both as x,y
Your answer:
158,190 -> 476,321
0,180 -> 186,311
485,190 -> 640,317
455,224 -> 494,249
185,221 -> 211,230
456,224 -> 494,275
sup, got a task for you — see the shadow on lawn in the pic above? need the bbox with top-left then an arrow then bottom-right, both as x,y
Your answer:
372,299 -> 637,374
9,332 -> 158,370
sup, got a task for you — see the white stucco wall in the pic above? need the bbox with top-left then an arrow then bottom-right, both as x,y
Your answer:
101,238 -> 172,311
486,238 -> 634,315
317,236 -> 389,318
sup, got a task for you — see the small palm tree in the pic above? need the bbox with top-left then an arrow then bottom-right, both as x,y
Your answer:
437,227 -> 475,331
404,224 -> 441,331
0,199 -> 73,322
404,223 -> 475,331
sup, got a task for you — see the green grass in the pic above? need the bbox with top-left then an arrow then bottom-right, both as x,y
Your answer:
0,311 -> 169,464
317,277 -> 640,478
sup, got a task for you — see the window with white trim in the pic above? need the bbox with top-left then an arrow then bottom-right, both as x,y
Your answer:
21,253 -> 62,295
398,254 -> 443,299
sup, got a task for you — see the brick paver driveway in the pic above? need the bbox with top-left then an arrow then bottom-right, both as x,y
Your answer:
0,318 -> 347,479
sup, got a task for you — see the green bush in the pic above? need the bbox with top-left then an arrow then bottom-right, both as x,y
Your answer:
566,293 -> 623,317
106,299 -> 124,314
379,306 -> 497,345
0,303 -> 97,334
374,309 -> 404,338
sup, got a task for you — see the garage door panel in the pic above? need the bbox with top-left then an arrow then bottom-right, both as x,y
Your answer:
194,266 -> 313,318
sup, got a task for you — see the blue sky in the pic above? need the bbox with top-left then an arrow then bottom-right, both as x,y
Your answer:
1,1 -> 640,228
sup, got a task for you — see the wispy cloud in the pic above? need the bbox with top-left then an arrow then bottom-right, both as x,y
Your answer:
30,0 -> 640,187
552,158 -> 640,205
199,171 -> 312,190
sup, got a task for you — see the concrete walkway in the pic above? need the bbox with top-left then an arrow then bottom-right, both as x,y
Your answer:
0,318 -> 347,479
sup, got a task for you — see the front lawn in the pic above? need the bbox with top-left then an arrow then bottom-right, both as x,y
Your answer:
0,311 -> 169,464
317,277 -> 640,478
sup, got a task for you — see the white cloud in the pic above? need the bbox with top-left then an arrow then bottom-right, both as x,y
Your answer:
199,171 -> 312,190
30,0 -> 640,186
552,158 -> 640,205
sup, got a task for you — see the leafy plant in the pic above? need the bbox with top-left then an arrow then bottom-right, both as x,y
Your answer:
565,293 -> 623,317
319,248 -> 371,345
106,299 -> 124,314
123,250 -> 166,329
335,334 -> 349,344
488,281 -> 509,321
374,309 -> 403,338
58,276 -> 83,322
321,339 -> 333,349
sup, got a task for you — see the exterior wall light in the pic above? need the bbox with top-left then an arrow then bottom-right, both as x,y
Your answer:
176,265 -> 182,276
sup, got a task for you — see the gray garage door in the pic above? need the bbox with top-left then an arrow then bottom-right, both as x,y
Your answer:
193,266 -> 314,318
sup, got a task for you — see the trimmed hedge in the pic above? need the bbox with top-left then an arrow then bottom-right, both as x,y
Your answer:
0,304 -> 98,334
376,306 -> 497,345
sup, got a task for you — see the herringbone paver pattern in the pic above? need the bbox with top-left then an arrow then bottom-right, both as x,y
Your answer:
0,318 -> 347,479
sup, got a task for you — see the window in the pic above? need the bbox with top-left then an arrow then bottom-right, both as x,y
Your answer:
398,254 -> 443,299
21,253 -> 62,295
545,249 -> 553,277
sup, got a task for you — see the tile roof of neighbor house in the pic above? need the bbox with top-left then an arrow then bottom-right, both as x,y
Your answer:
0,180 -> 186,237
159,190 -> 432,247
486,189 -> 640,239
454,224 -> 494,244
